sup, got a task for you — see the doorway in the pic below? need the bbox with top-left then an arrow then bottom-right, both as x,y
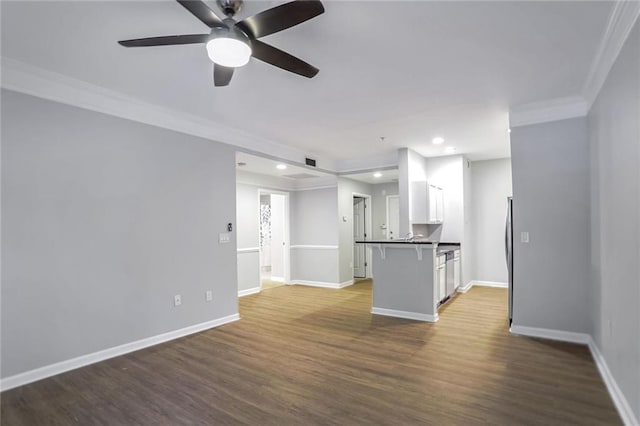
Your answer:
386,195 -> 400,240
259,191 -> 290,289
353,193 -> 372,279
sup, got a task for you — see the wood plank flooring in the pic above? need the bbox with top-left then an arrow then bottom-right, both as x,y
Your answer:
1,281 -> 620,425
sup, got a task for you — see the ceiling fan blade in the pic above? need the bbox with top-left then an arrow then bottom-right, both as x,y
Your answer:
251,40 -> 318,78
176,0 -> 225,28
214,64 -> 234,86
118,34 -> 210,47
237,0 -> 324,39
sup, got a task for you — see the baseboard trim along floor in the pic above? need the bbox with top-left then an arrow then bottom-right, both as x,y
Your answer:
293,280 -> 354,289
510,324 -> 638,426
458,281 -> 508,293
509,324 -> 591,344
588,338 -> 638,426
371,307 -> 439,322
238,287 -> 261,297
0,313 -> 240,392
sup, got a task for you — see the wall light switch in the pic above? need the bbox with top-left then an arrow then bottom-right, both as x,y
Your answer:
219,233 -> 231,243
521,232 -> 529,243
205,290 -> 213,302
174,294 -> 182,307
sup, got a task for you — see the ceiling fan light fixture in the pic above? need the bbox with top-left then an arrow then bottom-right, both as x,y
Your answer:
206,36 -> 252,67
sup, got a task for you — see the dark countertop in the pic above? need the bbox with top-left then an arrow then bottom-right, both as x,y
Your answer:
355,240 -> 460,246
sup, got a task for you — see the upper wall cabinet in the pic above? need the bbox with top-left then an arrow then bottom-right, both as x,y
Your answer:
410,181 -> 444,224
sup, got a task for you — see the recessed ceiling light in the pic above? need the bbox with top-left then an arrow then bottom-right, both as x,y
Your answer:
444,147 -> 456,154
432,137 -> 445,145
508,128 -> 512,133
373,172 -> 383,178
276,164 -> 287,170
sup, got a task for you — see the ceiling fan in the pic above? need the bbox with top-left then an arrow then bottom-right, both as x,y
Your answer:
118,0 -> 324,87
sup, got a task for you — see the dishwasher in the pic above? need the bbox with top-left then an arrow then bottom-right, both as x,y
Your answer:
436,253 -> 447,303
445,251 -> 455,297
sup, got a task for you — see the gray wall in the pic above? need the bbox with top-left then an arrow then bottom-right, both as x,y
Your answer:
397,148 -> 413,236
236,183 -> 261,292
510,117 -> 590,333
290,187 -> 339,246
290,187 -> 340,284
588,20 -> 640,420
470,158 -> 513,283
371,182 -> 399,240
1,90 -> 238,378
236,183 -> 260,249
462,157 -> 473,287
337,178 -> 373,283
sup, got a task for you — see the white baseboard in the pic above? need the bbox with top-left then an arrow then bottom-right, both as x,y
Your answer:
238,287 -> 261,297
458,280 -> 508,293
508,324 -> 637,425
340,280 -> 354,288
474,280 -> 508,288
0,313 -> 240,392
588,338 -> 639,426
371,307 -> 438,323
293,280 -> 353,289
509,324 -> 591,344
457,281 -> 474,293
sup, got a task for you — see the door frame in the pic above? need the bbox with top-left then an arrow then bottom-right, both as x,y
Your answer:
386,195 -> 400,240
352,192 -> 372,279
258,189 -> 291,286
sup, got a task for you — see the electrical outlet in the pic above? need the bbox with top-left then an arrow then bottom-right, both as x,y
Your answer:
520,232 -> 529,243
205,290 -> 213,302
174,294 -> 182,307
219,233 -> 231,244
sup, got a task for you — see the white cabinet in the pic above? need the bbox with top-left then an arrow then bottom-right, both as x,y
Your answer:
429,184 -> 444,223
410,181 -> 444,224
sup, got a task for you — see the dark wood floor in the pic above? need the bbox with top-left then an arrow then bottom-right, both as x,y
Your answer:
1,281 -> 620,425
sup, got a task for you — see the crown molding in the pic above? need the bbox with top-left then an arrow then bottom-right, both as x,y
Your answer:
0,57 -> 337,171
583,1 -> 640,107
508,96 -> 589,128
510,1 -> 639,129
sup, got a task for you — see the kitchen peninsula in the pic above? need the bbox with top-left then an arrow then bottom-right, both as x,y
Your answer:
356,240 -> 461,322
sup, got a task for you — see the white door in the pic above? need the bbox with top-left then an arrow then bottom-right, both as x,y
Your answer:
353,197 -> 366,278
387,196 -> 400,240
270,194 -> 286,282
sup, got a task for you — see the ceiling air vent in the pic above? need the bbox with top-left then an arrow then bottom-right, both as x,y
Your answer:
305,157 -> 316,167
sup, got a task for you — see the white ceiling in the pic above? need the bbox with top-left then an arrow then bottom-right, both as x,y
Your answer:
342,169 -> 399,185
236,151 -> 330,179
237,151 -> 398,185
1,1 -> 614,167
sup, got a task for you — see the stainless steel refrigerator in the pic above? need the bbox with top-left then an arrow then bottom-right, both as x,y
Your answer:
505,197 -> 514,325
